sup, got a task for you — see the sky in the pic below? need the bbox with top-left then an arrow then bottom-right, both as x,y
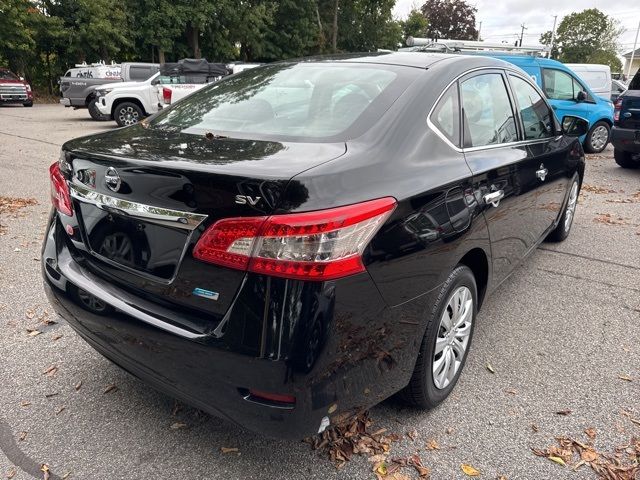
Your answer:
393,0 -> 640,56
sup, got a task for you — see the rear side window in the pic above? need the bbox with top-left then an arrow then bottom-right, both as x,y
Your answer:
542,69 -> 584,100
509,75 -> 554,140
578,71 -> 608,91
430,84 -> 460,146
129,66 -> 152,81
460,73 -> 517,148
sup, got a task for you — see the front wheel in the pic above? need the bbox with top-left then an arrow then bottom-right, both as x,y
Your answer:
23,101 -> 33,107
399,265 -> 477,409
546,176 -> 579,242
584,121 -> 610,154
88,98 -> 109,121
114,102 -> 144,127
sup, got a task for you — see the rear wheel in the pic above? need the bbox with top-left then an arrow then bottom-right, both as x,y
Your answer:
88,98 -> 109,121
114,102 -> 144,127
23,101 -> 33,107
614,149 -> 640,169
584,121 -> 610,153
400,265 -> 477,409
546,176 -> 579,242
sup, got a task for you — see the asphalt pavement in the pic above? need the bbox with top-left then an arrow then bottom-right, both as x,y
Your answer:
0,105 -> 639,480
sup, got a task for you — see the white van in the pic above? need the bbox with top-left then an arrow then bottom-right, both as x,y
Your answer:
566,64 -> 611,100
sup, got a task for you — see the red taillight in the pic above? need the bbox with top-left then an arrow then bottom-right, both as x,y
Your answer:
247,389 -> 296,405
162,87 -> 172,104
193,197 -> 396,281
49,162 -> 73,216
614,98 -> 622,122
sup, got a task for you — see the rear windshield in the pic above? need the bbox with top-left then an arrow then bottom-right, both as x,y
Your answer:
0,70 -> 19,81
150,62 -> 417,142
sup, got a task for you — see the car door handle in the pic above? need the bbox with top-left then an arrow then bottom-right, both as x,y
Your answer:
536,166 -> 549,181
483,190 -> 504,208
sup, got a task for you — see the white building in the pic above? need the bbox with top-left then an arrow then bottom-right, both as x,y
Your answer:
622,47 -> 640,80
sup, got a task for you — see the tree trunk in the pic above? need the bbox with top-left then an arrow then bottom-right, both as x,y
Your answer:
190,25 -> 201,59
332,0 -> 339,53
158,49 -> 165,64
46,51 -> 52,95
315,3 -> 325,52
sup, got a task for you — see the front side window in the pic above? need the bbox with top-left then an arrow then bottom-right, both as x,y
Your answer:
430,84 -> 460,146
543,69 -> 585,101
509,75 -> 554,140
0,70 -> 19,81
460,73 -> 517,148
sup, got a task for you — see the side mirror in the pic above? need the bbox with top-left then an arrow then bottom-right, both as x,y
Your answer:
561,115 -> 589,137
576,90 -> 587,102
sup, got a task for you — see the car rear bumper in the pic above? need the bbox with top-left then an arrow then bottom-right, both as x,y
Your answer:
42,213 -> 431,439
611,126 -> 640,153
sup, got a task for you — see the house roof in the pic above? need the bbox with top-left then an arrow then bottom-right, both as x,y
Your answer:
623,47 -> 640,59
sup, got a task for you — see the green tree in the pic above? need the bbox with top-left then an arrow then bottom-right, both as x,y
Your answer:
539,9 -> 622,67
420,0 -> 478,41
336,0 -> 402,52
0,0 -> 37,73
401,9 -> 429,42
130,0 -> 187,63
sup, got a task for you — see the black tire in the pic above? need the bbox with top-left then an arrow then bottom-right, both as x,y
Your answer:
614,148 -> 640,169
399,265 -> 477,409
114,101 -> 144,127
88,97 -> 109,121
23,101 -> 33,107
546,175 -> 579,242
583,121 -> 610,153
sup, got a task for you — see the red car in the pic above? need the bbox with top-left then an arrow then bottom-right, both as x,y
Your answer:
0,67 -> 33,107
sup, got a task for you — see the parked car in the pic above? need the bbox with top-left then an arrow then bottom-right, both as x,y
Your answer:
611,79 -> 627,102
0,67 -> 33,107
43,53 -> 587,439
94,59 -> 230,127
611,69 -> 640,168
566,63 -> 612,100
60,62 -> 159,120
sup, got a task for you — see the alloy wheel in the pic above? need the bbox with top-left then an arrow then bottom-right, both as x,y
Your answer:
118,106 -> 140,126
590,125 -> 608,151
564,180 -> 579,232
432,286 -> 473,390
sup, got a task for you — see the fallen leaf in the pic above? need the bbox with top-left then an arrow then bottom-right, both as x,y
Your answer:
19,431 -> 27,441
584,427 -> 596,440
408,455 -> 430,477
368,454 -> 387,463
220,447 -> 239,454
56,406 -> 66,415
62,472 -> 71,479
41,464 -> 50,480
548,456 -> 566,466
373,461 -> 387,476
618,374 -> 633,382
45,392 -> 58,398
531,424 -> 539,433
426,439 -> 440,450
74,381 -> 82,391
580,449 -> 598,462
504,389 -> 517,395
485,362 -> 495,374
28,329 -> 41,337
170,422 -> 187,430
52,334 -> 63,341
555,409 -> 572,416
20,401 -> 31,407
406,428 -> 418,441
6,467 -> 16,479
103,384 -> 117,394
42,365 -> 57,377
171,400 -> 183,416
461,463 -> 480,476
497,476 -> 507,480
445,427 -> 453,434
385,473 -> 411,480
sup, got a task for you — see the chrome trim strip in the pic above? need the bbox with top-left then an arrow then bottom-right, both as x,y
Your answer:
426,66 -> 559,153
69,183 -> 208,231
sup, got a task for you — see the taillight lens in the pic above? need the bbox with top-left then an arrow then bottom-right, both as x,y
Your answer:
193,197 -> 396,281
49,162 -> 73,216
162,87 -> 172,104
614,98 -> 622,122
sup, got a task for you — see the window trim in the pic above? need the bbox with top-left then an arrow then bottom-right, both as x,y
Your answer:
429,83 -> 462,148
428,66 -> 562,153
506,72 -> 557,140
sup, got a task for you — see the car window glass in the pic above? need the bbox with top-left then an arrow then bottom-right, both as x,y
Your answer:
509,75 -> 554,140
460,73 -> 517,148
430,84 -> 460,146
543,69 -> 576,100
578,71 -> 608,90
129,66 -> 151,81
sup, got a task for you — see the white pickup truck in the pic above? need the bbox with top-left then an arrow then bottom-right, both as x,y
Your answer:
94,59 -> 242,127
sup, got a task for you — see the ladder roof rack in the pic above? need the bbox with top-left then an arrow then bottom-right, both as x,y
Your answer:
405,37 -> 550,57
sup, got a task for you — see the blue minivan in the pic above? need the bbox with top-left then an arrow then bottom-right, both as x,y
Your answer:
470,54 -> 614,153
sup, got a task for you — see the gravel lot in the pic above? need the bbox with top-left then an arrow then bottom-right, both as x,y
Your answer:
1,104 -> 639,480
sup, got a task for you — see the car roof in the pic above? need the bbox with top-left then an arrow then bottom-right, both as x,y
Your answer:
298,51 -> 514,70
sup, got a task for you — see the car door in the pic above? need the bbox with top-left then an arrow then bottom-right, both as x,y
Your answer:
459,70 -> 541,285
541,68 -> 591,121
507,72 -> 570,241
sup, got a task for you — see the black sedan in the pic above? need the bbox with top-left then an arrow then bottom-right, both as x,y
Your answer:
43,52 -> 587,439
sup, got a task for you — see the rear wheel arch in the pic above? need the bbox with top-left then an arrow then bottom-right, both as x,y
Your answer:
457,248 -> 489,309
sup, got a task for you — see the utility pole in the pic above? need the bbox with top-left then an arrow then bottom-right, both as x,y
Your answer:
477,21 -> 482,41
627,20 -> 640,80
549,15 -> 558,59
519,23 -> 527,47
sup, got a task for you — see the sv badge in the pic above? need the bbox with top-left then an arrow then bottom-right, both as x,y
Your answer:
235,195 -> 261,206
